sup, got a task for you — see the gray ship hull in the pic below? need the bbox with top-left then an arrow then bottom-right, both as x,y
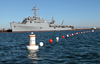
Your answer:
10,22 -> 72,32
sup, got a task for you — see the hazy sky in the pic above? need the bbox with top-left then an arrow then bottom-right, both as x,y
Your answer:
0,0 -> 100,29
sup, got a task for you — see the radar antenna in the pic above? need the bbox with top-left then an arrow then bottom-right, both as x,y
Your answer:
32,4 -> 39,17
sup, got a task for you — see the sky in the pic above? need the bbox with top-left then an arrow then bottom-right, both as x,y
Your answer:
0,0 -> 100,29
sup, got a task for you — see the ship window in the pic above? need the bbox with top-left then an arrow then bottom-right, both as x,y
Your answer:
30,21 -> 32,23
14,26 -> 16,28
54,27 -> 56,29
40,27 -> 42,29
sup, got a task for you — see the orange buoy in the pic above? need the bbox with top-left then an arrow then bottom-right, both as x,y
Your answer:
62,36 -> 65,38
49,39 -> 53,43
74,33 -> 76,35
69,34 -> 71,36
78,32 -> 80,34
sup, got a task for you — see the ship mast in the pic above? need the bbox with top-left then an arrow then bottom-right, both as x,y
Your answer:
32,4 -> 39,17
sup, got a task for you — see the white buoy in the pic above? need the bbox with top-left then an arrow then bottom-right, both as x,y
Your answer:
72,34 -> 74,36
39,42 -> 43,46
56,37 -> 59,41
92,29 -> 94,32
76,32 -> 78,34
27,32 -> 39,50
67,35 -> 69,37
81,32 -> 82,33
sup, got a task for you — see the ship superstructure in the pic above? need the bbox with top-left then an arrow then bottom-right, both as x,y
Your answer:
10,5 -> 74,32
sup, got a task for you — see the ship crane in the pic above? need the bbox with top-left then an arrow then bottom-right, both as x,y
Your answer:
61,20 -> 64,26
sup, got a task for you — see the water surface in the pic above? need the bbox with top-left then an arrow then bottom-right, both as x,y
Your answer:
0,30 -> 100,64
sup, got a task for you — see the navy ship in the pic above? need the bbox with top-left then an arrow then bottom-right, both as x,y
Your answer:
10,5 -> 74,32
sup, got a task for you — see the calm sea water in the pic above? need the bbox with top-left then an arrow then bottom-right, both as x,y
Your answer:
0,30 -> 100,64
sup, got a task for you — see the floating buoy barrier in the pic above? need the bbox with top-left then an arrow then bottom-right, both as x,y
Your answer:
27,32 -> 39,50
69,34 -> 71,36
25,29 -> 99,51
49,39 -> 53,43
39,42 -> 43,46
56,37 -> 59,41
62,36 -> 65,38
67,35 -> 69,37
